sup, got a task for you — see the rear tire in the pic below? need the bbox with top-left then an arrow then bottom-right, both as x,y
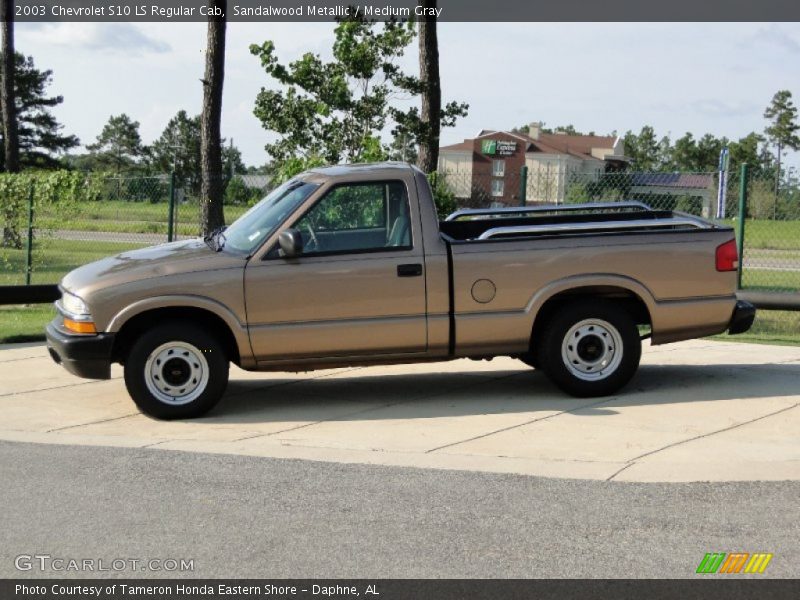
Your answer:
537,300 -> 640,397
124,323 -> 229,419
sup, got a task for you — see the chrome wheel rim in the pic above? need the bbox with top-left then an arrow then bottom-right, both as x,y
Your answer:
561,319 -> 623,381
144,341 -> 209,406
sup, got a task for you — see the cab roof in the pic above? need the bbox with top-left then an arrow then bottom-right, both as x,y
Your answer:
301,161 -> 421,182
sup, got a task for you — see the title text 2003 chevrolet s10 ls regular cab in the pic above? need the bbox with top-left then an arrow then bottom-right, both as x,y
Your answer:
46,163 -> 755,419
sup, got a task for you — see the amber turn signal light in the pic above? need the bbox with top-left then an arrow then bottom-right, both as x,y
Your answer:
63,318 -> 97,334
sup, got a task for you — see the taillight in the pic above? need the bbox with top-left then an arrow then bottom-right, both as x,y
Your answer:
716,239 -> 739,272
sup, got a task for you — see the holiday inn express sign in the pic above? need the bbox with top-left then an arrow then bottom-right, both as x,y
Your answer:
481,140 -> 517,156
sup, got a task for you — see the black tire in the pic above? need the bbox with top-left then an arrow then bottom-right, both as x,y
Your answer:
123,322 -> 229,419
517,352 -> 539,369
537,300 -> 641,398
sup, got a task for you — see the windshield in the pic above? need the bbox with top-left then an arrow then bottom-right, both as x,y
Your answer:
222,179 -> 320,255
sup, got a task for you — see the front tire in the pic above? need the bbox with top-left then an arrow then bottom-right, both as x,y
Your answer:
124,323 -> 229,419
538,300 -> 641,397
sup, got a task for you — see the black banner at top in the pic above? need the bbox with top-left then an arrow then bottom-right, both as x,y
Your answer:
7,0 -> 800,23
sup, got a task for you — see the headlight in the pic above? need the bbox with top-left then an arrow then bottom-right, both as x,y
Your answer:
61,291 -> 90,317
59,292 -> 97,333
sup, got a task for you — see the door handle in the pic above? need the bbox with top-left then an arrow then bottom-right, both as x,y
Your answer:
397,263 -> 423,277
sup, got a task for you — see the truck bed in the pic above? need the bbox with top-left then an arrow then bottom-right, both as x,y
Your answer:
439,202 -> 738,353
439,202 -> 724,243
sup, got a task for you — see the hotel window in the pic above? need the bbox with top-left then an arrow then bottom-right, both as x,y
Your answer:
491,179 -> 504,197
492,160 -> 505,177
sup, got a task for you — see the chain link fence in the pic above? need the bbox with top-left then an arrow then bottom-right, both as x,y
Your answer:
0,173 -> 270,286
438,167 -> 800,291
2,167 -> 798,340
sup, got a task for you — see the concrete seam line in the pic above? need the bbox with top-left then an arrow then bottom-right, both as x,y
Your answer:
0,377 -> 123,399
605,461 -> 636,482
139,440 -> 173,449
222,366 -> 365,399
0,355 -> 46,363
230,371 -> 528,443
627,401 -> 800,463
45,413 -> 140,433
424,396 -> 619,454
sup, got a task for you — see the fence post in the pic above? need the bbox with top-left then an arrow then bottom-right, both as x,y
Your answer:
736,163 -> 748,290
24,182 -> 34,286
167,171 -> 176,243
518,165 -> 528,207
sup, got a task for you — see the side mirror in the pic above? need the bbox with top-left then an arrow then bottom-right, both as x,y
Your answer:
278,228 -> 303,258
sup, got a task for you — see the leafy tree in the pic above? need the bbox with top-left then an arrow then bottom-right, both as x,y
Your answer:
224,175 -> 258,206
388,132 -> 418,163
694,133 -> 726,172
0,53 -> 79,170
512,123 -> 591,136
764,90 -> 800,214
148,109 -> 245,197
222,143 -> 246,177
250,16 -> 466,171
623,126 -> 661,171
87,114 -> 144,174
547,124 -> 586,135
199,0 -> 226,236
1,171 -> 102,251
427,171 -> 456,217
728,132 -> 770,176
668,133 -> 699,171
147,110 -> 201,189
663,132 -> 725,172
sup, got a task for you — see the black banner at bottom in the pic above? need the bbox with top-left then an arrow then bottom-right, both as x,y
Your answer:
3,580 -> 800,600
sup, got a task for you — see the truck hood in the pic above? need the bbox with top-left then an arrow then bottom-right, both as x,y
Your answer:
61,238 -> 246,297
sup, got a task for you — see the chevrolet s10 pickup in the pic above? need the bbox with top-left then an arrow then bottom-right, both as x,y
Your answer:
46,163 -> 755,419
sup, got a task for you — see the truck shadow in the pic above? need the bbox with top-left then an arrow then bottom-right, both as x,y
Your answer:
208,362 -> 800,423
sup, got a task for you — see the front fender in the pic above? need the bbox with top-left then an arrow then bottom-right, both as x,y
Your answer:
105,295 -> 254,367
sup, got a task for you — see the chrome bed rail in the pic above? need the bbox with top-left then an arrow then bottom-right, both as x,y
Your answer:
476,217 -> 712,240
445,202 -> 653,222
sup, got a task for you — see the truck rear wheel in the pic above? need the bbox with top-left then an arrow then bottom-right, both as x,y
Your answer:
538,300 -> 640,397
123,323 -> 229,419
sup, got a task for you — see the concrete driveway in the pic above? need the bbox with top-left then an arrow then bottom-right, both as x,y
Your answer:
1,339 -> 798,483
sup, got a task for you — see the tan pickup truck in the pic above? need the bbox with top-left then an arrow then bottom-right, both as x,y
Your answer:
46,163 -> 755,419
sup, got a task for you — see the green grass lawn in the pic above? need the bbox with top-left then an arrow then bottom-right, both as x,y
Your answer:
37,201 -> 250,237
0,304 -> 55,343
741,269 -> 800,292
1,238 -> 147,285
711,310 -> 800,347
727,218 -> 800,251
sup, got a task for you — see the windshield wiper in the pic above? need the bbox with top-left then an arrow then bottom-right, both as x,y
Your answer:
204,226 -> 227,252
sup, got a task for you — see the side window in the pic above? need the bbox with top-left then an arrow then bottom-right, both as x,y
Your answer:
293,181 -> 411,255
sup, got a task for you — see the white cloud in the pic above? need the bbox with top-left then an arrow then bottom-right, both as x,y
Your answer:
20,23 -> 170,54
12,21 -> 800,171
750,24 -> 800,55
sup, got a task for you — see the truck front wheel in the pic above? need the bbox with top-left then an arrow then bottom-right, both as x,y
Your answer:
538,301 -> 641,398
123,323 -> 229,419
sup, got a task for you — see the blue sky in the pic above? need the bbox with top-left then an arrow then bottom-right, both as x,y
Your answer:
15,22 -> 800,169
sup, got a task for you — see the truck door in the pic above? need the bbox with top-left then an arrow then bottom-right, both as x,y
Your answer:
244,179 -> 428,362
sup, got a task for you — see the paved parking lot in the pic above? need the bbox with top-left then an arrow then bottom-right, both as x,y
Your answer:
1,339 -> 799,482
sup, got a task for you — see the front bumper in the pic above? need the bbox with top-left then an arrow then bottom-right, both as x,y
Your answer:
45,318 -> 115,380
728,300 -> 756,335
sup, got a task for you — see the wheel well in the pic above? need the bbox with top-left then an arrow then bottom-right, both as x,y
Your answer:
530,286 -> 651,353
112,307 -> 241,366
